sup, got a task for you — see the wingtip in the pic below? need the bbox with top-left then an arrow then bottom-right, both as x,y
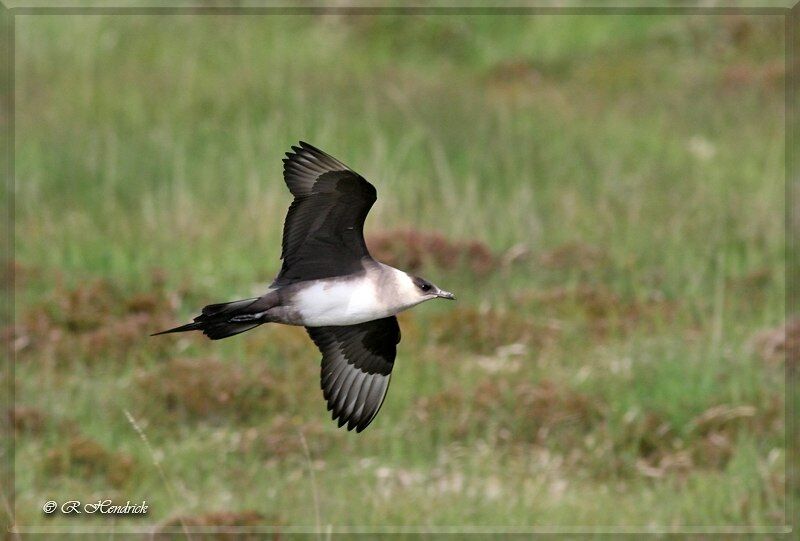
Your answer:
294,141 -> 332,161
355,415 -> 376,433
356,416 -> 375,433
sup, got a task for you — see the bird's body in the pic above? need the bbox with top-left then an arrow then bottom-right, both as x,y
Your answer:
154,142 -> 454,432
281,263 -> 422,327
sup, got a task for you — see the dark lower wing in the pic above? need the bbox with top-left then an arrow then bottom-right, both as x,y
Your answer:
306,316 -> 401,432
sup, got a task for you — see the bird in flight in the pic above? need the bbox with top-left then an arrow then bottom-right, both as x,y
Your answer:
154,142 -> 455,432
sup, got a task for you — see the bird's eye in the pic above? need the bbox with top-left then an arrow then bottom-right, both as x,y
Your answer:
419,283 -> 431,292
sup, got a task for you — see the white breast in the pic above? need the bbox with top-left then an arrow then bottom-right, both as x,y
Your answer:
292,277 -> 392,326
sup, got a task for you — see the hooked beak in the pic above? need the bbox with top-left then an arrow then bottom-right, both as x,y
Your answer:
437,290 -> 456,300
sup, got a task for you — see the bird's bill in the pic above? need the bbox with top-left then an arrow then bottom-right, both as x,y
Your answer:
436,290 -> 456,300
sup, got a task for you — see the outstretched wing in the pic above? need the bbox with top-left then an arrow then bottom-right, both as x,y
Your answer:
306,317 -> 400,432
274,141 -> 377,287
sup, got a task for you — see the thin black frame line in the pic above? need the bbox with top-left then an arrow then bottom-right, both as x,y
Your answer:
786,2 -> 798,537
5,6 -> 792,16
7,519 -> 796,535
6,4 -> 794,536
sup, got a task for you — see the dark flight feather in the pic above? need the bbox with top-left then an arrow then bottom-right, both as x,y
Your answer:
151,294 -> 279,341
273,141 -> 377,286
306,316 -> 400,432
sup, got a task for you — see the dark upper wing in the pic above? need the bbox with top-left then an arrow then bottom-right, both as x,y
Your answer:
306,317 -> 400,432
273,141 -> 376,286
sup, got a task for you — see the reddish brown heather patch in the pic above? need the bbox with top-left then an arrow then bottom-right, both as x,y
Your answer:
156,510 -> 272,538
498,379 -> 605,446
723,14 -> 755,47
7,259 -> 41,290
48,279 -> 125,332
13,277 -> 179,363
727,267 -> 775,310
752,318 -> 800,368
367,228 -> 496,276
136,357 -> 288,423
124,291 -> 163,314
487,58 -> 542,86
9,405 -> 47,435
44,435 -> 137,488
429,305 -> 553,354
622,400 -> 782,480
727,267 -> 772,293
719,60 -> 785,93
14,310 -> 175,365
714,13 -> 786,93
484,58 -> 544,102
81,312 -> 167,358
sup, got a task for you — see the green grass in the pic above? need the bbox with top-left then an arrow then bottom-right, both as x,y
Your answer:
10,12 -> 789,534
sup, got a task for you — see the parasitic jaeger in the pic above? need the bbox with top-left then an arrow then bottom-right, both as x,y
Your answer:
154,141 -> 455,432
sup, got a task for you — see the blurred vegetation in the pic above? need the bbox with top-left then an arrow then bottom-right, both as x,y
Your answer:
9,11 -> 790,533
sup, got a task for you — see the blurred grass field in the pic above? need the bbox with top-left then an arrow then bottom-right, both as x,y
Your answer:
8,11 -> 791,533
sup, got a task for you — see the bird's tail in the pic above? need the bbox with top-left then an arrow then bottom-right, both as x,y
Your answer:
152,297 -> 266,340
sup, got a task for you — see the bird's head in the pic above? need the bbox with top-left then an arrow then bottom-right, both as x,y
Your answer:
410,275 -> 456,302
